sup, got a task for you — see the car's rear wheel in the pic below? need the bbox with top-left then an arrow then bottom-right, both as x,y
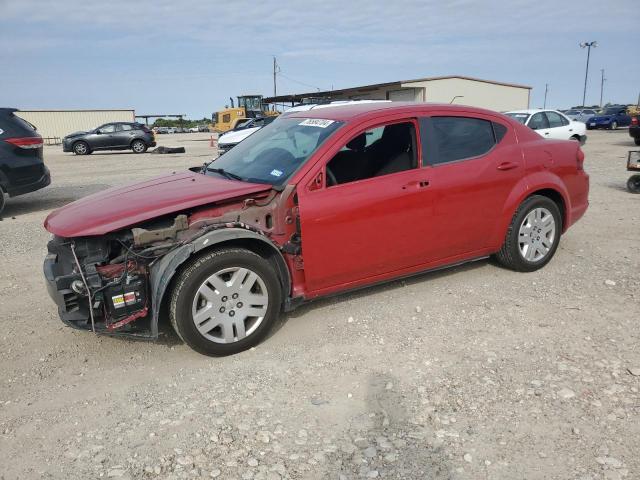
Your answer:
73,141 -> 90,155
495,195 -> 562,272
634,138 -> 640,146
627,175 -> 640,194
131,139 -> 147,153
610,121 -> 618,130
169,248 -> 282,356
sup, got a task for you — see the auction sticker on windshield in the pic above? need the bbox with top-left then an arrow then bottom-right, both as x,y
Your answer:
299,119 -> 335,128
270,169 -> 284,177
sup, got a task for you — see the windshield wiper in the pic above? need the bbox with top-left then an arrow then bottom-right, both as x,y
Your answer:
207,167 -> 244,181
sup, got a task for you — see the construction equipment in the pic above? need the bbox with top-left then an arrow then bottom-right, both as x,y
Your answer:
211,95 -> 278,134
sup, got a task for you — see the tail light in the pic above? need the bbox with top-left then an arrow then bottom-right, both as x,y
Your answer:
576,147 -> 585,171
5,136 -> 44,149
632,117 -> 638,126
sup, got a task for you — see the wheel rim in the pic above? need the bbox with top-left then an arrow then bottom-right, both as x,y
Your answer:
191,266 -> 269,344
518,207 -> 556,262
75,143 -> 86,154
612,122 -> 617,129
133,141 -> 144,152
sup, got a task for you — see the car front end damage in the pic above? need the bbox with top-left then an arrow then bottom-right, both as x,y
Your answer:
43,186 -> 300,339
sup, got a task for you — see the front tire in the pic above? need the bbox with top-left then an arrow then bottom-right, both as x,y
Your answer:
627,175 -> 640,194
73,141 -> 90,155
131,139 -> 147,153
169,248 -> 282,356
0,185 -> 6,216
495,195 -> 562,272
634,138 -> 640,146
610,121 -> 618,130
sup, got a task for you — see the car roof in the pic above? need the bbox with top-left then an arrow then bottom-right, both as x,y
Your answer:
285,101 -> 509,122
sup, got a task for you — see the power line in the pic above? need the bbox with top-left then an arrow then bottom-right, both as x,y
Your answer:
277,71 -> 323,92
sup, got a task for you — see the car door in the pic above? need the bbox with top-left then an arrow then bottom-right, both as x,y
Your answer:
297,118 -> 434,293
527,112 -> 551,138
90,123 -> 117,149
115,123 -> 136,147
544,111 -> 572,139
418,114 -> 523,260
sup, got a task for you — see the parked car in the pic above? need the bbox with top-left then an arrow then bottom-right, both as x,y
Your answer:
629,114 -> 640,145
564,108 -> 598,123
154,127 -> 169,134
166,127 -> 177,134
198,124 -> 210,132
63,122 -> 156,155
188,127 -> 199,133
585,105 -> 632,130
43,103 -> 589,356
217,117 -> 278,154
0,108 -> 50,214
505,109 -> 587,144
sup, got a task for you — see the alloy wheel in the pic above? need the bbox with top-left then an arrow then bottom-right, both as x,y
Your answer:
191,266 -> 269,344
74,142 -> 87,155
518,207 -> 556,262
132,141 -> 145,153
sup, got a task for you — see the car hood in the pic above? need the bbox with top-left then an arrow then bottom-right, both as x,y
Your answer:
218,127 -> 260,145
44,171 -> 272,237
65,131 -> 89,138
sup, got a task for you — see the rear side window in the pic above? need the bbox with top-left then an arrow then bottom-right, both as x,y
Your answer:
424,117 -> 497,165
10,114 -> 37,132
119,124 -> 133,131
545,111 -> 565,128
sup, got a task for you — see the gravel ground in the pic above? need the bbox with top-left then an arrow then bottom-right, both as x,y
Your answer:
0,130 -> 638,480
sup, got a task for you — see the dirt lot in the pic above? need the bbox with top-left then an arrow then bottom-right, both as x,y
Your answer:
0,130 -> 638,480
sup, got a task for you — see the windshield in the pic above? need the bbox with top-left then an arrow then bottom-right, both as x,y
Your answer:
206,117 -> 343,186
565,110 -> 579,115
505,112 -> 530,125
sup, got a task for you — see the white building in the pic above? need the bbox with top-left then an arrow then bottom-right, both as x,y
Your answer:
265,75 -> 531,112
15,109 -> 136,140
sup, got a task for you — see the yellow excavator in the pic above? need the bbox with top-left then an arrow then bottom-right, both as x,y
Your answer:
211,95 -> 278,134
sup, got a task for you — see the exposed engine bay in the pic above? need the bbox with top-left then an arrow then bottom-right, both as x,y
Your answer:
43,185 -> 300,338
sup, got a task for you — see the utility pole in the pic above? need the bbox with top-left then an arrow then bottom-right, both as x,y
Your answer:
580,41 -> 597,107
273,56 -> 278,99
599,69 -> 606,107
543,83 -> 548,108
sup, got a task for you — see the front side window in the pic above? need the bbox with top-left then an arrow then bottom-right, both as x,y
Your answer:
326,122 -> 417,186
545,111 -> 565,128
505,112 -> 530,125
528,113 -> 549,130
206,117 -> 342,186
99,124 -> 116,133
426,117 -> 496,165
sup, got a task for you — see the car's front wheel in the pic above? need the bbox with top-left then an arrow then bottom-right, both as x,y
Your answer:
634,138 -> 640,146
73,141 -> 90,155
0,185 -> 6,215
131,139 -> 147,153
169,248 -> 282,356
495,195 -> 562,272
610,121 -> 618,130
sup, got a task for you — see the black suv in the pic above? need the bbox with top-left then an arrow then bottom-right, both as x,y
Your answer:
62,122 -> 156,155
0,108 -> 51,214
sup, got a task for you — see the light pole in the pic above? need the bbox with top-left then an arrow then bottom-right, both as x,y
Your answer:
543,83 -> 549,108
600,69 -> 606,108
580,41 -> 597,107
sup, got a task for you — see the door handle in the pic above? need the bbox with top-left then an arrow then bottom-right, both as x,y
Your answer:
569,129 -> 573,132
497,161 -> 518,171
402,180 -> 430,190
544,132 -> 550,135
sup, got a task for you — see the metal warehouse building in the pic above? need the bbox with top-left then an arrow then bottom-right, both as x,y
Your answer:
15,109 -> 135,140
265,75 -> 531,112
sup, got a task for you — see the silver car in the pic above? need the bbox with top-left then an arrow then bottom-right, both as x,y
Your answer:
564,108 -> 598,123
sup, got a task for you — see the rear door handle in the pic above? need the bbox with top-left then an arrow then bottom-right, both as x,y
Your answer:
497,161 -> 518,171
402,180 -> 430,189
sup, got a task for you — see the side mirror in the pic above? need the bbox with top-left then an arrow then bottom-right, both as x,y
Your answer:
95,130 -> 102,135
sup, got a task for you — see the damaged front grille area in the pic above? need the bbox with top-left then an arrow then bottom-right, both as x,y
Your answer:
44,235 -> 154,336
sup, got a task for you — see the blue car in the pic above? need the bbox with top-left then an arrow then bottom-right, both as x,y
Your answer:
586,106 -> 632,130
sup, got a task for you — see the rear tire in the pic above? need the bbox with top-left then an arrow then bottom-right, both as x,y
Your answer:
131,139 -> 147,153
634,138 -> 640,146
73,141 -> 90,155
627,175 -> 640,194
495,195 -> 562,272
169,248 -> 282,356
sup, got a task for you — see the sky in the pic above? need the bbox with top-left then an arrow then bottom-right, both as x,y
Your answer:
1,0 -> 638,119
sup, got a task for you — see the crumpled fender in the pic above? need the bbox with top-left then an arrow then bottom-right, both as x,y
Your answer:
148,227 -> 291,338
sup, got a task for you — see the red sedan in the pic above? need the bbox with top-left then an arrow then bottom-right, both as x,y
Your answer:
43,102 -> 589,356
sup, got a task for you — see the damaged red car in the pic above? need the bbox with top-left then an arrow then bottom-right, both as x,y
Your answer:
43,103 -> 589,356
